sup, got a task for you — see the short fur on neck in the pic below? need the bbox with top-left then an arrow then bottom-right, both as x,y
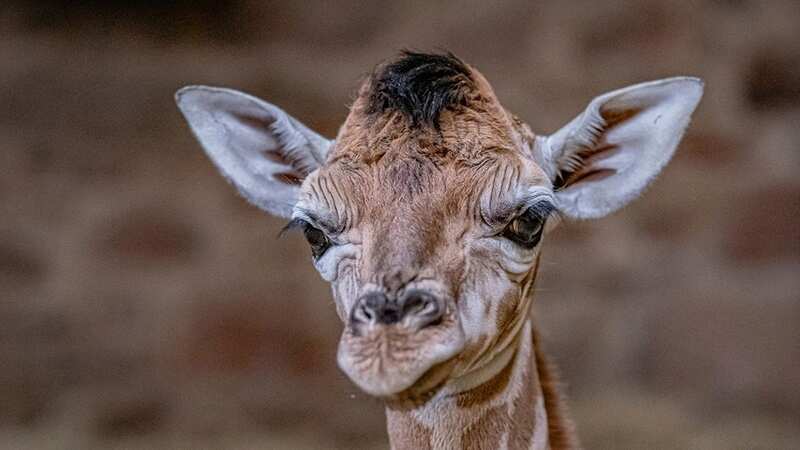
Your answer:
386,319 -> 578,450
176,50 -> 703,450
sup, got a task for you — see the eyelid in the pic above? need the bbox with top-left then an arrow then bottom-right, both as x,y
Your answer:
488,196 -> 556,228
280,217 -> 309,237
291,210 -> 340,236
519,198 -> 556,220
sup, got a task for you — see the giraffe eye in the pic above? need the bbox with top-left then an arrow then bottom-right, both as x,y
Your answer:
502,208 -> 546,249
284,218 -> 333,259
302,223 -> 332,258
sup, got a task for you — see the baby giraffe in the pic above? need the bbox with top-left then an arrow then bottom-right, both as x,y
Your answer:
176,52 -> 702,449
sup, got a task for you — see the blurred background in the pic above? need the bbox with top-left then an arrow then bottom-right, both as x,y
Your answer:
1,1 -> 799,448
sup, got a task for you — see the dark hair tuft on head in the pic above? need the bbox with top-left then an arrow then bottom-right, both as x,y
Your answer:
366,51 -> 474,129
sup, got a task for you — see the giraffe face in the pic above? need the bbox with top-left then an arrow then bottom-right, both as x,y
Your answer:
293,140 -> 555,399
176,51 -> 702,402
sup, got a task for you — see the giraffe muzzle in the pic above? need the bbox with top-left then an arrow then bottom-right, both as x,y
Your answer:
351,289 -> 443,330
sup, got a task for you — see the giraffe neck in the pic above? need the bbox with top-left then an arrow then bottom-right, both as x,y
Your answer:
385,319 -> 577,450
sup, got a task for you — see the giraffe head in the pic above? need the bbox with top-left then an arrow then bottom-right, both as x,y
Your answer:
176,52 -> 702,401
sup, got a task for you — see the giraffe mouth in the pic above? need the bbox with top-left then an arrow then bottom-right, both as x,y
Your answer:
336,311 -> 465,398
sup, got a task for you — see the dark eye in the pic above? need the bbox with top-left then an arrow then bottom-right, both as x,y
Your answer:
502,208 -> 546,249
302,224 -> 331,258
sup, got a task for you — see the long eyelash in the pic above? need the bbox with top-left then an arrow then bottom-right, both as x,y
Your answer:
289,207 -> 342,235
279,218 -> 308,238
524,200 -> 557,221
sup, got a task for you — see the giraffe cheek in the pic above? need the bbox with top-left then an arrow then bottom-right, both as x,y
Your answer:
314,243 -> 358,281
331,259 -> 360,322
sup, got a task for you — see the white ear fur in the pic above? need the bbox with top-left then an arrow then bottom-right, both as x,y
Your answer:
535,77 -> 703,219
175,85 -> 333,218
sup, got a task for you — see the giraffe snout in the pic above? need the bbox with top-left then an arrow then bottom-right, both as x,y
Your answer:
351,289 -> 443,329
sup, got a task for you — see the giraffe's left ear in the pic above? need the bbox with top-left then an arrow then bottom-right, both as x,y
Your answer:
175,85 -> 332,218
534,77 -> 703,219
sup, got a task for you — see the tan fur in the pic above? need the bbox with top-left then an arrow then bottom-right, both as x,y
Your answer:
303,63 -> 576,449
180,54 -> 700,449
507,340 -> 539,449
385,319 -> 572,450
455,347 -> 515,408
462,405 -> 510,450
533,329 -> 579,450
387,411 -> 433,450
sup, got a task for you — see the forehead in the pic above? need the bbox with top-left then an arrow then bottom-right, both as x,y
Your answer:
332,51 -> 526,164
297,51 -> 550,222
302,148 -> 549,225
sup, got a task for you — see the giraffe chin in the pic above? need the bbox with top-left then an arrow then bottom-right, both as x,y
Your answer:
336,314 -> 465,399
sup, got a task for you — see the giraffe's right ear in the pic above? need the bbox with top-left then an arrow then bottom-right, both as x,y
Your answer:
175,86 -> 333,218
533,77 -> 703,219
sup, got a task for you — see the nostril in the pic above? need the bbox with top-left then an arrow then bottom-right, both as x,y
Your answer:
351,292 -> 387,325
401,290 -> 443,328
353,292 -> 406,325
403,292 -> 426,315
352,290 -> 443,328
359,303 -> 374,321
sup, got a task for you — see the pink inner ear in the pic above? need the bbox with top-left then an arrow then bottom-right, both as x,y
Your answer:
274,171 -> 304,185
547,77 -> 704,219
261,149 -> 304,184
555,144 -> 621,190
261,148 -> 291,164
563,168 -> 617,186
555,105 -> 643,190
600,105 -> 642,128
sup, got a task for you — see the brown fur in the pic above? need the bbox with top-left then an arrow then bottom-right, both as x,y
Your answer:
386,410 -> 433,450
180,50 -> 698,449
455,348 -> 516,408
384,319 -> 573,450
310,58 -> 575,449
462,405 -> 511,450
506,331 -> 540,448
533,328 -> 579,449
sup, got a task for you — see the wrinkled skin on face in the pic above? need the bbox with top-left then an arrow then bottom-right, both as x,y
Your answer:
176,52 -> 703,406
292,74 -> 555,400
